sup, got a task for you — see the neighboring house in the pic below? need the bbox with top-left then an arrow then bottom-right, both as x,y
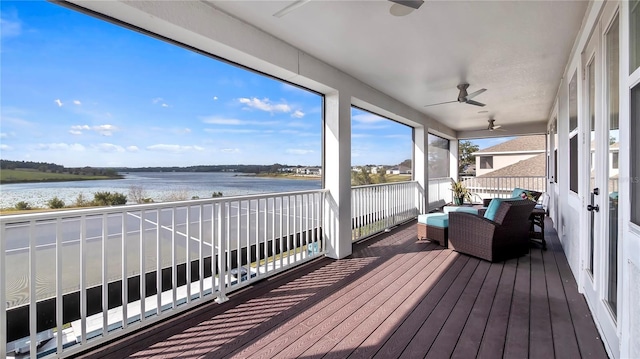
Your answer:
465,153 -> 547,196
386,165 -> 411,175
473,135 -> 545,177
296,167 -> 322,175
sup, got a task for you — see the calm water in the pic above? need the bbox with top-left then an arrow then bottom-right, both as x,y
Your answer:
0,172 -> 322,208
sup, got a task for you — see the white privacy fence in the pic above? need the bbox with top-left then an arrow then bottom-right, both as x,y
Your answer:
351,181 -> 423,242
0,189 -> 326,358
459,176 -> 547,201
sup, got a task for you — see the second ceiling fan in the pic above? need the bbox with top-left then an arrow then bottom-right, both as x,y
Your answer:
424,83 -> 487,107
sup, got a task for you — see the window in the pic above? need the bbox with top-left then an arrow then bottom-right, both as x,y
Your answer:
632,84 -> 640,225
569,71 -> 579,193
631,0 -> 640,73
569,72 -> 579,132
570,135 -> 579,193
612,152 -> 619,169
479,156 -> 493,169
428,134 -> 450,178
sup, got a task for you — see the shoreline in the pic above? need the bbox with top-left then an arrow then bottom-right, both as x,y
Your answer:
242,173 -> 322,181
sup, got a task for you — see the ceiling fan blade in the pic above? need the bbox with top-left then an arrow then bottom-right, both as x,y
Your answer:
424,100 -> 458,107
273,0 -> 311,18
466,88 -> 486,100
388,0 -> 424,10
466,99 -> 486,107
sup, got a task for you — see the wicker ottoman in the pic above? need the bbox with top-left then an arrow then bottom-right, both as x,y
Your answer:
417,213 -> 449,247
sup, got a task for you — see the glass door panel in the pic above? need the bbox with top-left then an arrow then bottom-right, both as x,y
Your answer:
605,16 -> 619,316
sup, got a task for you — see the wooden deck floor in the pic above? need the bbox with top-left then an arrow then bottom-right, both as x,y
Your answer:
77,219 -> 608,359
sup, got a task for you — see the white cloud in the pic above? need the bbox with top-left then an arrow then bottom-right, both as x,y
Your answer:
173,128 -> 191,135
54,99 -> 63,107
73,100 -> 82,106
69,124 -> 118,136
352,133 -> 372,138
286,149 -> 314,155
94,143 -> 125,152
203,117 -> 243,125
221,148 -> 240,153
201,116 -> 279,126
291,110 -> 305,118
126,146 -> 139,152
213,96 -> 218,101
152,98 -> 169,107
1,12 -> 21,38
204,128 -> 259,134
352,113 -> 386,124
0,133 -> 7,138
238,97 -> 291,113
36,143 -> 86,151
147,144 -> 205,153
0,144 -> 13,151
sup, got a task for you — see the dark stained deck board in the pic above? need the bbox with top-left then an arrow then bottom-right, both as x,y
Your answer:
74,219 -> 608,359
476,258 -> 517,359
546,222 -> 609,358
541,229 -> 582,358
399,258 -> 485,358
528,246 -> 555,358
422,260 -> 492,359
450,263 -> 503,359
268,243 -> 437,359
504,254 -> 531,358
223,234 -> 440,359
325,250 -> 453,359
370,255 -> 471,359
347,250 -> 460,359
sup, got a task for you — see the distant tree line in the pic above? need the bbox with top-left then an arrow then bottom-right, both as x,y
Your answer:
1,159 -> 121,177
112,163 -> 292,174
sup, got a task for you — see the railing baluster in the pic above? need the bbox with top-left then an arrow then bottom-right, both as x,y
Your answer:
139,210 -> 146,321
56,218 -> 63,354
102,213 -> 109,337
0,222 -> 5,359
171,207 -> 177,308
279,197 -> 284,267
157,210 -> 162,314
237,200 -> 241,284
29,220 -> 37,355
185,207 -> 191,303
122,212 -> 128,327
199,205 -> 204,300
263,199 -> 268,274
80,216 -> 87,344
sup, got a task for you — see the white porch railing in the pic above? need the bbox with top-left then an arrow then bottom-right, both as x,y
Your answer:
0,189 -> 326,358
427,177 -> 453,210
351,181 -> 423,242
459,176 -> 547,201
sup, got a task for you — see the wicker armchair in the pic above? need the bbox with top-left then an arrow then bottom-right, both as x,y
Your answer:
448,199 -> 536,262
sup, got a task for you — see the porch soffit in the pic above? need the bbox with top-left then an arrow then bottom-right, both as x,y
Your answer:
207,0 -> 588,135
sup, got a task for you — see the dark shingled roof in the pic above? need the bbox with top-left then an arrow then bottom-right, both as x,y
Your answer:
478,153 -> 546,178
475,135 -> 546,154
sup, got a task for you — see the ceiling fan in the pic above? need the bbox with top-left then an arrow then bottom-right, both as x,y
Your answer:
424,84 -> 487,107
487,119 -> 505,131
273,0 -> 424,18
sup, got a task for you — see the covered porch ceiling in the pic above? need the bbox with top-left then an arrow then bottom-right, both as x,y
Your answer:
208,0 -> 588,138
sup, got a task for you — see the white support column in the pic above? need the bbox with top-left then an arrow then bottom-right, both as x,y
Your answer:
324,91 -> 352,259
450,140 -> 459,182
413,126 -> 428,212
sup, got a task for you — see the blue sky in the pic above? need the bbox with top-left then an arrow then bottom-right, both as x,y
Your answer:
0,1 -> 418,168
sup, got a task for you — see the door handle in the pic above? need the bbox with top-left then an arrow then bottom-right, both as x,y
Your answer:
587,204 -> 600,212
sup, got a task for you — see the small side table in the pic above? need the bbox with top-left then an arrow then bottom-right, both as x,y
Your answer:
529,208 -> 546,250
